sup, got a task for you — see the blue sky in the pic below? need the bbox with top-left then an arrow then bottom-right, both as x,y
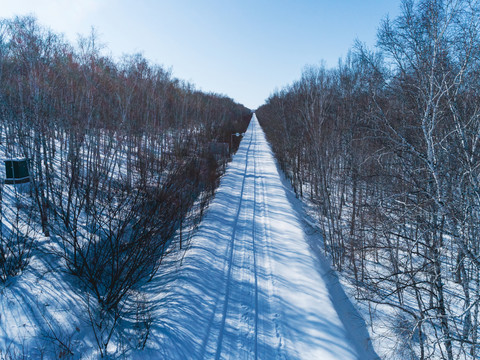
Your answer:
1,0 -> 400,109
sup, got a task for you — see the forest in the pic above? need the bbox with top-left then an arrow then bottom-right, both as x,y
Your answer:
0,15 -> 250,357
257,0 -> 480,358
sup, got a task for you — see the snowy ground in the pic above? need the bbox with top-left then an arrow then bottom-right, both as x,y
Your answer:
0,114 -> 378,359
143,115 -> 378,359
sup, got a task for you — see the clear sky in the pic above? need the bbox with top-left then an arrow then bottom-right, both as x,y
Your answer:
0,0 -> 400,109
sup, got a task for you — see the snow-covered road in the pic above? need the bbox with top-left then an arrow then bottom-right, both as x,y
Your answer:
148,115 -> 373,359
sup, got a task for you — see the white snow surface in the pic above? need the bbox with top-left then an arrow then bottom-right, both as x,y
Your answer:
145,115 -> 376,359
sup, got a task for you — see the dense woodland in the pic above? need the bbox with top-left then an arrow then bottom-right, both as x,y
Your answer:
0,15 -> 250,356
258,0 -> 480,358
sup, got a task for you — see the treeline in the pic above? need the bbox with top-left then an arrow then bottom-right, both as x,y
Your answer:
0,16 -> 250,356
257,0 -> 480,358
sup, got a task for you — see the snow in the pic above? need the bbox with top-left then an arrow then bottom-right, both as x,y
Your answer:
0,114 -> 378,359
0,189 -> 91,358
143,114 -> 376,359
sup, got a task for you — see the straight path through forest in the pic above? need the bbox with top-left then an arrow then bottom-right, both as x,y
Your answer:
146,114 -> 376,359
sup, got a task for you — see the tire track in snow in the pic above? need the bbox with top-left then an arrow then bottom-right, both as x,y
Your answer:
213,128 -> 256,360
252,122 -> 259,359
199,129 -> 255,359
